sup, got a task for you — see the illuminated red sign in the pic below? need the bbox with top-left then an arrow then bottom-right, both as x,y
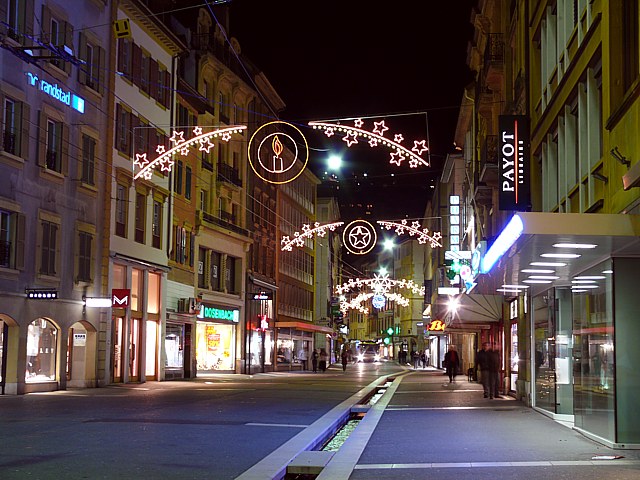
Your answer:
111,289 -> 130,308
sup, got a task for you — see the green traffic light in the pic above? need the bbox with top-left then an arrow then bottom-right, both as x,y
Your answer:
386,327 -> 394,335
384,337 -> 390,344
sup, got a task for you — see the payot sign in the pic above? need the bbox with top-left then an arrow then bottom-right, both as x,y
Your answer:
498,115 -> 529,211
27,72 -> 85,113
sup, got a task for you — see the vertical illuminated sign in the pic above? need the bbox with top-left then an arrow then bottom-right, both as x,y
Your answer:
499,115 -> 530,211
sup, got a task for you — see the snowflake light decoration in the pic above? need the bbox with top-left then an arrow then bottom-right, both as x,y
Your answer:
309,119 -> 429,168
281,222 -> 344,251
339,290 -> 411,315
335,274 -> 425,297
133,125 -> 246,180
377,219 -> 443,248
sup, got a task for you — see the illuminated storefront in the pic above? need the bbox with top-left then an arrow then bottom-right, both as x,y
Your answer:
195,304 -> 239,373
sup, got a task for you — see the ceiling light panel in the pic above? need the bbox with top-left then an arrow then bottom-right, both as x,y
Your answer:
530,262 -> 567,267
552,243 -> 597,249
540,253 -> 581,259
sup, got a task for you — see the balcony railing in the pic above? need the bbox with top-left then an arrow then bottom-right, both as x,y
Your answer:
217,162 -> 242,187
201,210 -> 248,236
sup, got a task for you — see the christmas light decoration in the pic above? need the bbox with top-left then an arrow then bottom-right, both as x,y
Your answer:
280,221 -> 344,251
377,219 -> 443,248
335,273 -> 425,297
339,291 -> 410,315
133,125 -> 246,180
248,121 -> 309,185
309,119 -> 429,168
343,219 -> 377,255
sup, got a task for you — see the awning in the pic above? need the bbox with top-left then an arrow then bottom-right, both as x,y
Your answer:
475,212 -> 640,297
275,321 -> 333,334
447,294 -> 503,323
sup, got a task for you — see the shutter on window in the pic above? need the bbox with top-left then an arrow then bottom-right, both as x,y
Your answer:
53,223 -> 60,276
0,1 -> 6,36
37,110 -> 46,167
163,70 -> 171,108
0,91 -> 4,151
115,103 -> 121,150
64,21 -> 74,75
78,31 -> 87,85
130,113 -> 139,157
20,103 -> 30,160
149,58 -> 158,100
41,5 -> 51,46
117,38 -> 125,73
15,213 -> 26,270
62,123 -> 69,175
24,0 -> 34,45
132,43 -> 141,87
98,46 -> 106,94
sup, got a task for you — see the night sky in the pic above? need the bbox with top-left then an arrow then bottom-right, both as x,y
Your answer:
222,0 -> 475,254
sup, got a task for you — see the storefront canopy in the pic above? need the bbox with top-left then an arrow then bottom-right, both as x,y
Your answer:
275,321 -> 333,335
476,212 -> 640,297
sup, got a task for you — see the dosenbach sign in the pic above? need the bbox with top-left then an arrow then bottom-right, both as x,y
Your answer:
499,115 -> 530,211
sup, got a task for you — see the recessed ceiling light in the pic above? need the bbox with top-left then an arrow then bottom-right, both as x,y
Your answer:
541,253 -> 581,259
528,275 -> 560,280
571,280 -> 596,283
571,289 -> 589,293
521,269 -> 555,274
571,285 -> 598,289
573,275 -> 606,280
552,243 -> 597,249
502,285 -> 530,289
602,270 -> 613,274
522,279 -> 553,284
530,262 -> 567,267
496,288 -> 524,293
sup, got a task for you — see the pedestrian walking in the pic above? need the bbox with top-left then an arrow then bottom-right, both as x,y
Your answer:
298,347 -> 308,371
420,350 -> 426,369
341,348 -> 349,372
443,344 -> 460,383
319,348 -> 328,372
489,343 -> 502,398
311,349 -> 319,373
411,349 -> 418,369
476,342 -> 491,398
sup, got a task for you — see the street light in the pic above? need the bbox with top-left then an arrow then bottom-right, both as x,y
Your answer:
327,154 -> 342,170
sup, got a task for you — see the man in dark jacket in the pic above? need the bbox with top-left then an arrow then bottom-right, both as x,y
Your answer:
476,342 -> 491,398
488,343 -> 502,398
443,345 -> 460,383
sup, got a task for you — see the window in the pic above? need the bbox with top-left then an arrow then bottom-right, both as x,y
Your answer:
141,53 -> 150,94
0,210 -> 25,270
49,17 -> 61,68
135,192 -> 145,243
198,247 -> 207,288
7,0 -> 31,44
77,231 -> 92,282
233,103 -> 238,124
175,226 -> 186,264
115,184 -> 127,237
189,232 -> 195,267
26,318 -> 57,382
117,39 -> 132,78
46,119 -> 63,172
78,34 -> 104,93
81,135 -> 95,185
152,200 -> 161,249
175,161 -> 183,194
115,104 -> 131,155
2,97 -> 21,156
211,251 -> 221,291
40,220 -> 57,276
185,166 -> 192,200
199,189 -> 208,212
225,256 -> 237,293
623,0 -> 639,93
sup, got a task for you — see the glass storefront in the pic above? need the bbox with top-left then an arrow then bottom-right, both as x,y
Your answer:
196,321 -> 235,372
573,260 -> 614,442
534,293 -> 555,412
510,322 -> 518,392
165,323 -> 184,369
276,328 -> 313,370
26,318 -> 57,382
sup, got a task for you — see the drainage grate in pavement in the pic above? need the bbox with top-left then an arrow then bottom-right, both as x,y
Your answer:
321,418 -> 361,452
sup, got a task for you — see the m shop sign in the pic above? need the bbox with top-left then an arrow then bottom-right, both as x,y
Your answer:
112,289 -> 130,308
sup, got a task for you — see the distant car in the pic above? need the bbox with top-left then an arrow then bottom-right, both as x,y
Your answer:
357,344 -> 380,363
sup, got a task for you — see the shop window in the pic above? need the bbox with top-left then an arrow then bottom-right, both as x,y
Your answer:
147,271 -> 160,314
131,268 -> 141,311
26,318 -> 57,382
195,322 -> 235,371
146,320 -> 157,377
165,323 -> 183,369
112,263 -> 126,289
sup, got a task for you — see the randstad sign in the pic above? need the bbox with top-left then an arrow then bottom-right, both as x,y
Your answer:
198,304 -> 240,323
26,72 -> 85,113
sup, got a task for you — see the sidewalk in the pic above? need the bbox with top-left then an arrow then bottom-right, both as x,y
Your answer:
317,369 -> 640,480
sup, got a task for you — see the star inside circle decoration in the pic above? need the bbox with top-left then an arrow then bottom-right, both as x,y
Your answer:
348,226 -> 371,249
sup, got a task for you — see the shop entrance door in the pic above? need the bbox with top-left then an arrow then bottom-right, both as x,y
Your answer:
129,318 -> 140,381
113,317 -> 124,383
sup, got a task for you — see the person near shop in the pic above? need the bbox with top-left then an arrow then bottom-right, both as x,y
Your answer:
311,349 -> 319,373
410,349 -> 418,369
420,351 -> 426,369
476,342 -> 491,398
319,348 -> 328,372
443,344 -> 460,383
298,347 -> 308,370
341,348 -> 350,372
489,343 -> 502,398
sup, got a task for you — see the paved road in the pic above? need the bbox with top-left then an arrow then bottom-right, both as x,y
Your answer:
2,362 -> 639,480
0,361 -> 398,479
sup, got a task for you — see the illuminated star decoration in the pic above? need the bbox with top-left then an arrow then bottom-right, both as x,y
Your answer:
336,274 -> 420,314
377,219 -> 443,248
133,125 -> 246,180
281,221 -> 344,251
309,119 -> 429,168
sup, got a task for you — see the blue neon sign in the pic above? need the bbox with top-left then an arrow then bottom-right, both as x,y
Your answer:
27,72 -> 84,114
480,214 -> 523,274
